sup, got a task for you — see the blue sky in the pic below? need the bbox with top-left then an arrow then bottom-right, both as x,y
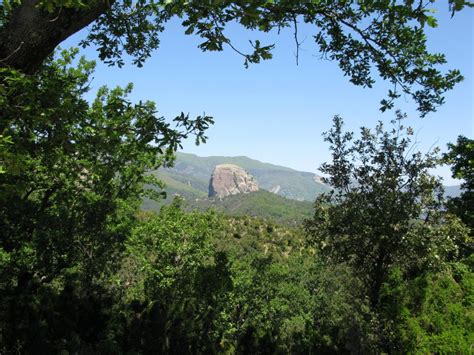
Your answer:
64,5 -> 473,185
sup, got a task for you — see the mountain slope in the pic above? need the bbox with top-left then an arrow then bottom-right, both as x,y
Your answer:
191,190 -> 313,225
153,152 -> 330,201
143,190 -> 313,226
144,152 -> 461,225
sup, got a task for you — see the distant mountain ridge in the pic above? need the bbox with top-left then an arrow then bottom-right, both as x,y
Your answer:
153,152 -> 330,202
143,152 -> 462,225
151,152 -> 461,202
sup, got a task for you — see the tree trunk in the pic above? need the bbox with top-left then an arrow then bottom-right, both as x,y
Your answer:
370,246 -> 388,307
0,0 -> 113,74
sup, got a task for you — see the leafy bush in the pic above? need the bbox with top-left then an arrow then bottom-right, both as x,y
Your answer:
379,259 -> 473,353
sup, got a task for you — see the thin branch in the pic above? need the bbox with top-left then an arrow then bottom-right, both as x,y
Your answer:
224,38 -> 248,59
404,130 -> 422,160
324,11 -> 417,94
210,14 -> 249,60
0,42 -> 24,63
292,14 -> 301,65
48,6 -> 63,22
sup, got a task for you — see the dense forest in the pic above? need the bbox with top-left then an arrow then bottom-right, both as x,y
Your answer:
1,1 -> 473,353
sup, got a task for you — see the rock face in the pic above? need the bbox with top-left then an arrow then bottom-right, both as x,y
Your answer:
209,164 -> 259,198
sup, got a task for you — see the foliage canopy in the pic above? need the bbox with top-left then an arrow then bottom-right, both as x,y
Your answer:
444,135 -> 474,239
0,50 -> 212,350
0,1 -> 472,115
0,1 -> 472,353
305,113 -> 470,305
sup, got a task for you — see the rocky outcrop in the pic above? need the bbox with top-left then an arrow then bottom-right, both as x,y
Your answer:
209,164 -> 259,198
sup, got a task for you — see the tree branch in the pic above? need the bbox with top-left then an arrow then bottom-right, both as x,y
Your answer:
0,0 -> 115,74
292,14 -> 300,66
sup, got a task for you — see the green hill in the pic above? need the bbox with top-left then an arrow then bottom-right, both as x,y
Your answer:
143,190 -> 313,226
144,152 -> 461,225
143,152 -> 325,225
192,190 -> 313,226
152,152 -> 330,202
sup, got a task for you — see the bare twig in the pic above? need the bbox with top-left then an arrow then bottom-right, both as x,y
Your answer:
48,6 -> 63,22
211,14 -> 249,60
292,14 -> 300,65
0,41 -> 24,63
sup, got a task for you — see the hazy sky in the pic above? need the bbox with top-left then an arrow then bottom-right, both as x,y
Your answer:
64,5 -> 473,185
